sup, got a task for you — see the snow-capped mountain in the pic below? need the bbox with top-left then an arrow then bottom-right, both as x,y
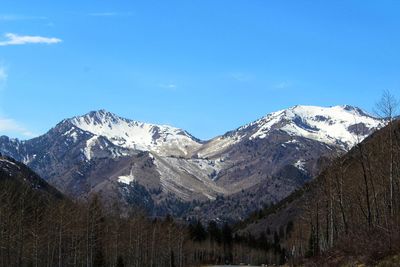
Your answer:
197,105 -> 382,158
0,105 -> 384,221
246,105 -> 381,149
183,105 -> 384,221
68,110 -> 202,157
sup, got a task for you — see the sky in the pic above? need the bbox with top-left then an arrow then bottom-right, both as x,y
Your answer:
0,0 -> 400,140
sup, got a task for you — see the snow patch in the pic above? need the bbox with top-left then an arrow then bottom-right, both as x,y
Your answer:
83,136 -> 97,160
294,159 -> 306,172
118,168 -> 135,184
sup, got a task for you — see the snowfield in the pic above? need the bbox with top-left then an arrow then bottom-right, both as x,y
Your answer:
70,109 -> 202,157
249,105 -> 382,149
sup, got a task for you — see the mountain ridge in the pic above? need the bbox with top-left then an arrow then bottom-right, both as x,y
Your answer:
0,104 -> 384,221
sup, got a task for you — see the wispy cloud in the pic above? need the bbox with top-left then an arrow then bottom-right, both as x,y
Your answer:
0,14 -> 47,21
0,33 -> 62,46
88,12 -> 132,17
0,117 -> 35,138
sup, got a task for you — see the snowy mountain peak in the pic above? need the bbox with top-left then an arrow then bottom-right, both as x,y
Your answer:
237,105 -> 383,150
279,105 -> 370,119
79,109 -> 127,126
67,110 -> 202,156
281,105 -> 376,125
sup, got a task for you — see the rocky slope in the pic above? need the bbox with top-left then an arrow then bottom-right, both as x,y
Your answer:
184,105 -> 382,221
0,105 -> 383,219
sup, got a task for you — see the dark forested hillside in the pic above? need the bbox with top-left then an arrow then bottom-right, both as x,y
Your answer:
0,154 -> 63,199
238,119 -> 400,265
0,155 -> 274,267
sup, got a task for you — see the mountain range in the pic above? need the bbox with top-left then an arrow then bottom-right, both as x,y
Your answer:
0,105 -> 383,221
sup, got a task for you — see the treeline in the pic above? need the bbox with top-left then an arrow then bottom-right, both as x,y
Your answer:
187,220 -> 287,266
283,97 -> 400,264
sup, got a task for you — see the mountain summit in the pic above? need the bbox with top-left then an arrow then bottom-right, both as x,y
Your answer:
197,105 -> 382,159
242,105 -> 380,149
66,109 -> 202,157
0,105 -> 384,221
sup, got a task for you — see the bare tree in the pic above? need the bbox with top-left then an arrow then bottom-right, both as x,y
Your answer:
375,89 -> 399,122
375,90 -> 399,217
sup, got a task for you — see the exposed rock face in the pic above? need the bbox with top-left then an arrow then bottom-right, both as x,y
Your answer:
0,105 -> 383,220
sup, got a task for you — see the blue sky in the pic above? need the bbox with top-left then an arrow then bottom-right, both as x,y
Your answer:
0,1 -> 400,140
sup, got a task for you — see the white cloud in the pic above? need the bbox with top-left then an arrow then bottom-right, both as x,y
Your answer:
0,14 -> 47,21
0,68 -> 34,138
0,117 -> 35,138
0,33 -> 62,46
